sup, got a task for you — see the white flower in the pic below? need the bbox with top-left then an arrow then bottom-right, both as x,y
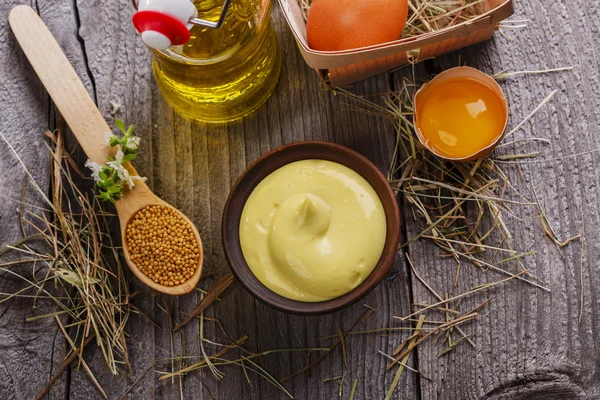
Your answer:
125,136 -> 141,151
119,169 -> 147,190
104,131 -> 116,146
118,167 -> 135,189
110,100 -> 121,115
131,175 -> 147,186
117,165 -> 130,182
85,160 -> 103,182
105,151 -> 146,189
107,151 -> 126,179
107,150 -> 124,169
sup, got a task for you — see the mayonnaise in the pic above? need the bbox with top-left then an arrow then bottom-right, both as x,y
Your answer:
239,160 -> 386,302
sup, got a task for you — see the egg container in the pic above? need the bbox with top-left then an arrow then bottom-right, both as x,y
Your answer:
278,0 -> 514,86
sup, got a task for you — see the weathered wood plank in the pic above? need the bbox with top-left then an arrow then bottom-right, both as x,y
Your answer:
66,0 -> 158,398
0,0 -> 91,398
34,0 -> 111,397
393,1 -> 600,399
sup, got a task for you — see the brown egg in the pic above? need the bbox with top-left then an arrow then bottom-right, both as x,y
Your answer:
306,0 -> 409,51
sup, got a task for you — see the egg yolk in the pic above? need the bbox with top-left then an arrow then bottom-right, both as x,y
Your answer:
417,79 -> 506,159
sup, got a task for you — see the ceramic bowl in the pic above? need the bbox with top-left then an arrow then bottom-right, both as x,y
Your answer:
222,141 -> 401,315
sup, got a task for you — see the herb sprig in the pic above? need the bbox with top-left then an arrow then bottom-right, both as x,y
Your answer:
85,119 -> 146,203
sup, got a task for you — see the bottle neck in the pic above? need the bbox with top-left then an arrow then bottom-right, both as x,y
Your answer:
152,0 -> 270,65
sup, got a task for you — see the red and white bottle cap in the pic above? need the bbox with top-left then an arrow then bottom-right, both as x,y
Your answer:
132,0 -> 198,50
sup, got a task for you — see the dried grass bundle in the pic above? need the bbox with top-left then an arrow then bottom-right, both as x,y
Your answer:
331,67 -> 587,295
298,0 -> 486,39
0,128 -> 133,398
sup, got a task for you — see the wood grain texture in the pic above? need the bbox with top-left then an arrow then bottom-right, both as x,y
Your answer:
393,1 -> 600,399
1,0 -> 599,399
0,0 -> 95,399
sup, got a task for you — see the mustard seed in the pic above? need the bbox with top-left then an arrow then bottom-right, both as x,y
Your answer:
125,205 -> 200,286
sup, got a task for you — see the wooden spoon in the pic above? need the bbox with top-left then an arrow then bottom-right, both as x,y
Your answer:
9,5 -> 204,295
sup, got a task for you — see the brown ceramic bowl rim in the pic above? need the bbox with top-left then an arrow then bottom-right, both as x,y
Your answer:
413,66 -> 509,162
222,141 -> 401,315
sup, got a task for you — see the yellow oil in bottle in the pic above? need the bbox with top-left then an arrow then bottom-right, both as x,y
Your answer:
151,0 -> 282,123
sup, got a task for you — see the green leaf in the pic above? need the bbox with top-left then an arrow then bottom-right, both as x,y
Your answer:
115,118 -> 126,133
91,119 -> 141,204
99,191 -> 110,201
109,136 -> 120,147
55,268 -> 83,288
108,185 -> 123,194
126,124 -> 135,136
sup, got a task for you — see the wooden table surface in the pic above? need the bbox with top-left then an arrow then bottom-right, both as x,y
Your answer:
1,1 -> 599,399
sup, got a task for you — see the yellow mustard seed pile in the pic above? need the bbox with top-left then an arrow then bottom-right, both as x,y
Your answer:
126,205 -> 200,286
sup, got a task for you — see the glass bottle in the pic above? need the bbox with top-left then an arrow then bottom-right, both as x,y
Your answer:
133,0 -> 281,123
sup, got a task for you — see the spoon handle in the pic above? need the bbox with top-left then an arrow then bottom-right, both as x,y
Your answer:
9,5 -> 121,166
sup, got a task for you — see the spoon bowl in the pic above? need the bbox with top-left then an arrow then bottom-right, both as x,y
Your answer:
9,5 -> 204,295
116,183 -> 204,295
